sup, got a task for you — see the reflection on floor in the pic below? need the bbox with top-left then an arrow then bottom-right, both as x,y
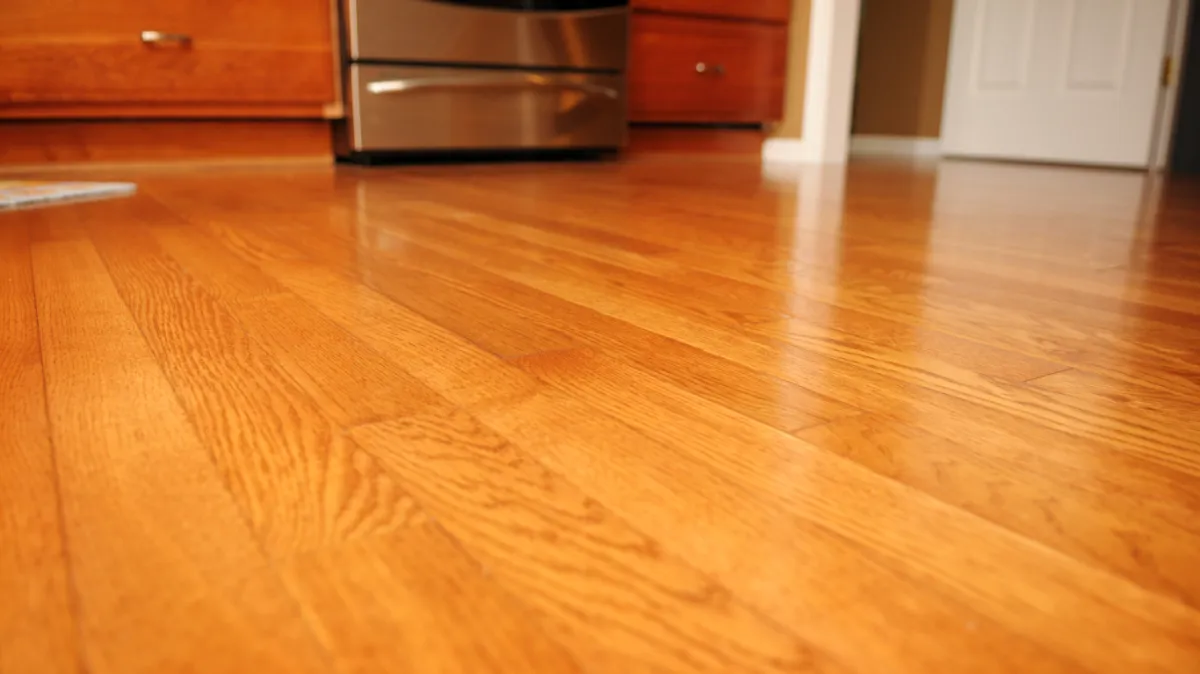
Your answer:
3,152 -> 1200,674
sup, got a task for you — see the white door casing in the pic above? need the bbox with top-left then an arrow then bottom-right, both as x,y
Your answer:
941,0 -> 1173,167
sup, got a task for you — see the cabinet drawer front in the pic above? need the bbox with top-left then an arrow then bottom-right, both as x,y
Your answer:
0,0 -> 334,107
629,14 -> 787,123
631,0 -> 789,23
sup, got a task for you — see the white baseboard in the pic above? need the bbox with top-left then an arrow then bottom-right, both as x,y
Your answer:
762,138 -> 820,164
850,135 -> 941,158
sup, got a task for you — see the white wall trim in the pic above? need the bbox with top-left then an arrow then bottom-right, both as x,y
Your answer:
762,0 -> 863,165
850,135 -> 943,158
762,138 -> 817,163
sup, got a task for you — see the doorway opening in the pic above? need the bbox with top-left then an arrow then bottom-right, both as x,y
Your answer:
772,0 -> 1195,169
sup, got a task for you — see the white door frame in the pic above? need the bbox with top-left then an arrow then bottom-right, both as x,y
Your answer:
762,0 -> 863,164
1152,0 -> 1194,168
765,0 -> 1192,169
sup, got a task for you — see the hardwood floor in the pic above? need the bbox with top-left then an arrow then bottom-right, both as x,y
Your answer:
2,151 -> 1200,674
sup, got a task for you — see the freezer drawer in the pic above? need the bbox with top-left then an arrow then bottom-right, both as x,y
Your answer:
343,64 -> 627,152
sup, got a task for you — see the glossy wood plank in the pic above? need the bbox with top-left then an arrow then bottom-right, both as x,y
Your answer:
81,204 -> 591,672
449,169 -> 1200,367
29,237 -> 328,674
468,383 -> 1086,674
1024,367 -> 1200,430
217,205 -> 859,433
474,235 -> 1200,518
386,178 -> 1071,385
794,414 -> 1200,606
352,189 -> 1200,490
351,408 -> 846,674
6,150 -> 1200,673
87,214 -> 435,555
152,219 -> 450,427
417,203 -> 1200,399
155,166 -> 1200,525
187,220 -> 543,409
362,256 -> 587,359
364,240 -> 859,430
367,192 -> 1070,386
233,292 -> 454,425
266,261 -> 544,408
509,347 -> 1200,673
854,240 -> 1200,317
282,523 -> 581,674
0,222 -> 80,674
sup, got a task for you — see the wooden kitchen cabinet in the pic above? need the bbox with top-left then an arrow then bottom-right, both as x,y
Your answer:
631,0 -> 790,24
629,13 -> 787,124
0,0 -> 337,118
628,0 -> 790,124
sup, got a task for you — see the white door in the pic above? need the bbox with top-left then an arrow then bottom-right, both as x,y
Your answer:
941,0 -> 1173,167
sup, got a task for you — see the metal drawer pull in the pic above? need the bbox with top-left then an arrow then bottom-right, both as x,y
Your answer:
141,31 -> 191,46
367,74 -> 618,99
695,62 -> 725,75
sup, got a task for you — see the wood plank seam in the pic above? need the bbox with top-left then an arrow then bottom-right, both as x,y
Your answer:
1019,366 -> 1076,384
22,234 -> 90,674
86,232 -> 287,568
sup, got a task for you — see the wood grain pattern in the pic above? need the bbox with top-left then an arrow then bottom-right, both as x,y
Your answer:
151,220 -> 448,426
282,522 -> 580,674
467,384 -> 1087,674
794,415 -> 1200,606
0,221 -> 79,674
509,348 -> 1200,674
29,237 -> 327,674
438,208 -> 1200,516
186,184 -> 861,432
629,13 -> 788,123
87,216 -> 433,556
357,192 -> 1066,388
342,227 -> 857,431
374,169 -> 1200,492
351,409 -> 845,674
250,259 -> 543,409
3,146 -> 1200,673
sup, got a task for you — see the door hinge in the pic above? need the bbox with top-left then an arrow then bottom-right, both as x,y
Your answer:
1162,56 -> 1174,87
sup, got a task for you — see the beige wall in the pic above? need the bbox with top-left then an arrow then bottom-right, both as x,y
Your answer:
851,0 -> 953,138
772,0 -> 811,138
